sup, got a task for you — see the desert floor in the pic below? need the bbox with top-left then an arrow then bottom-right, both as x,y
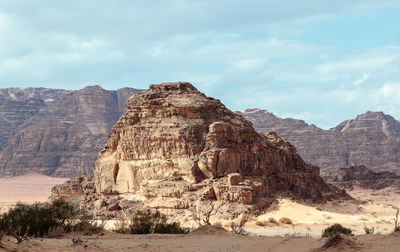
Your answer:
0,174 -> 68,213
1,227 -> 400,252
1,175 -> 400,251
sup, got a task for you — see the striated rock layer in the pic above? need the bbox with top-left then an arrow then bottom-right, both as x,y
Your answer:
0,86 -> 141,177
322,165 -> 400,191
0,88 -> 70,151
92,82 -> 345,214
239,109 -> 400,173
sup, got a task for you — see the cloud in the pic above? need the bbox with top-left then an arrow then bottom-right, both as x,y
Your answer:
355,73 -> 370,86
0,1 -> 400,127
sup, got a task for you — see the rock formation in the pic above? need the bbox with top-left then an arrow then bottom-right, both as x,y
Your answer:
0,86 -> 141,177
322,165 -> 400,191
85,82 -> 344,213
0,88 -> 70,151
239,109 -> 400,173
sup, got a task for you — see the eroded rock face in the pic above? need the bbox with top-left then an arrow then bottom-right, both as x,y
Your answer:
93,82 -> 345,210
239,109 -> 400,173
0,88 -> 70,151
322,165 -> 400,190
0,86 -> 141,177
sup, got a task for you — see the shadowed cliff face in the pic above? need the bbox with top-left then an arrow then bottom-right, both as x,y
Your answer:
239,109 -> 400,173
0,86 -> 141,177
0,88 -> 70,151
94,82 -> 345,206
322,165 -> 400,191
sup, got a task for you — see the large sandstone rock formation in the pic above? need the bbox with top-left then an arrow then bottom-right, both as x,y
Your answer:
0,86 -> 141,177
239,109 -> 400,173
92,82 -> 344,211
322,165 -> 400,191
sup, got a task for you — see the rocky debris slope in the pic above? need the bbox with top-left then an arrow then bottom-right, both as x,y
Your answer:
0,88 -> 70,151
322,165 -> 400,190
0,86 -> 141,177
239,109 -> 400,173
50,82 -> 347,221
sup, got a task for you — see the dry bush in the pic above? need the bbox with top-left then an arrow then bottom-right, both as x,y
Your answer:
113,209 -> 189,234
192,201 -> 224,227
279,217 -> 293,225
231,212 -> 250,236
0,200 -> 79,243
322,224 -> 353,238
268,217 -> 278,224
0,231 -> 4,248
72,220 -> 105,235
363,223 -> 374,234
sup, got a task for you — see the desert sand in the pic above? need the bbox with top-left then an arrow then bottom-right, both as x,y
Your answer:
1,175 -> 400,251
0,174 -> 68,213
2,227 -> 400,252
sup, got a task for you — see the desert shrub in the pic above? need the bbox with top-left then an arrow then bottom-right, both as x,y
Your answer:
395,209 -> 400,232
192,201 -> 224,226
113,210 -> 189,234
0,200 -> 79,243
322,224 -> 353,238
113,220 -> 130,234
231,212 -> 250,236
268,217 -> 278,224
363,223 -> 374,234
279,217 -> 293,225
71,220 -> 105,235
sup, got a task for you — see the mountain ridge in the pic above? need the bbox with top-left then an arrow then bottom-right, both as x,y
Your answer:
240,109 -> 400,173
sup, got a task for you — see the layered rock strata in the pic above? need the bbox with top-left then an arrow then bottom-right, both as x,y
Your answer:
322,165 -> 400,191
83,82 -> 346,218
240,109 -> 400,173
0,86 -> 141,177
0,88 -> 70,151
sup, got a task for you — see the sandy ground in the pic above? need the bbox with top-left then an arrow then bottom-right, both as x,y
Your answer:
1,175 -> 400,251
0,174 -> 68,213
1,228 -> 400,252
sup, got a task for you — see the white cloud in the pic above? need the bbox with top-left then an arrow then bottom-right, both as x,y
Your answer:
355,73 -> 370,86
377,82 -> 400,100
316,55 -> 396,73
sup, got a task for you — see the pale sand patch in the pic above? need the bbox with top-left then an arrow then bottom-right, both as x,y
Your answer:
0,173 -> 68,213
248,189 -> 400,238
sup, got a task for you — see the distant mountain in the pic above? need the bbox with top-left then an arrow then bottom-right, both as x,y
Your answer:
0,86 -> 141,177
239,109 -> 400,173
0,88 -> 70,151
322,165 -> 400,191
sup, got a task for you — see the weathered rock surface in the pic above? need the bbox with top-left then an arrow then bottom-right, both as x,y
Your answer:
89,82 -> 345,214
322,165 -> 400,190
0,88 -> 70,151
239,109 -> 400,173
0,86 -> 141,177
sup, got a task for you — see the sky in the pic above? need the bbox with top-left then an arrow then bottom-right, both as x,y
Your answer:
0,1 -> 400,129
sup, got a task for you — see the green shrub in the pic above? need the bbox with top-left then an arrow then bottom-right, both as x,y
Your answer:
279,217 -> 293,225
113,210 -> 189,234
0,200 -> 79,242
322,224 -> 353,238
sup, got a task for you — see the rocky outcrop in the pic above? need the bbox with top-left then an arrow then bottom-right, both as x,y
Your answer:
0,88 -> 69,151
0,86 -> 141,177
322,165 -> 400,190
89,82 -> 345,216
239,109 -> 400,173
